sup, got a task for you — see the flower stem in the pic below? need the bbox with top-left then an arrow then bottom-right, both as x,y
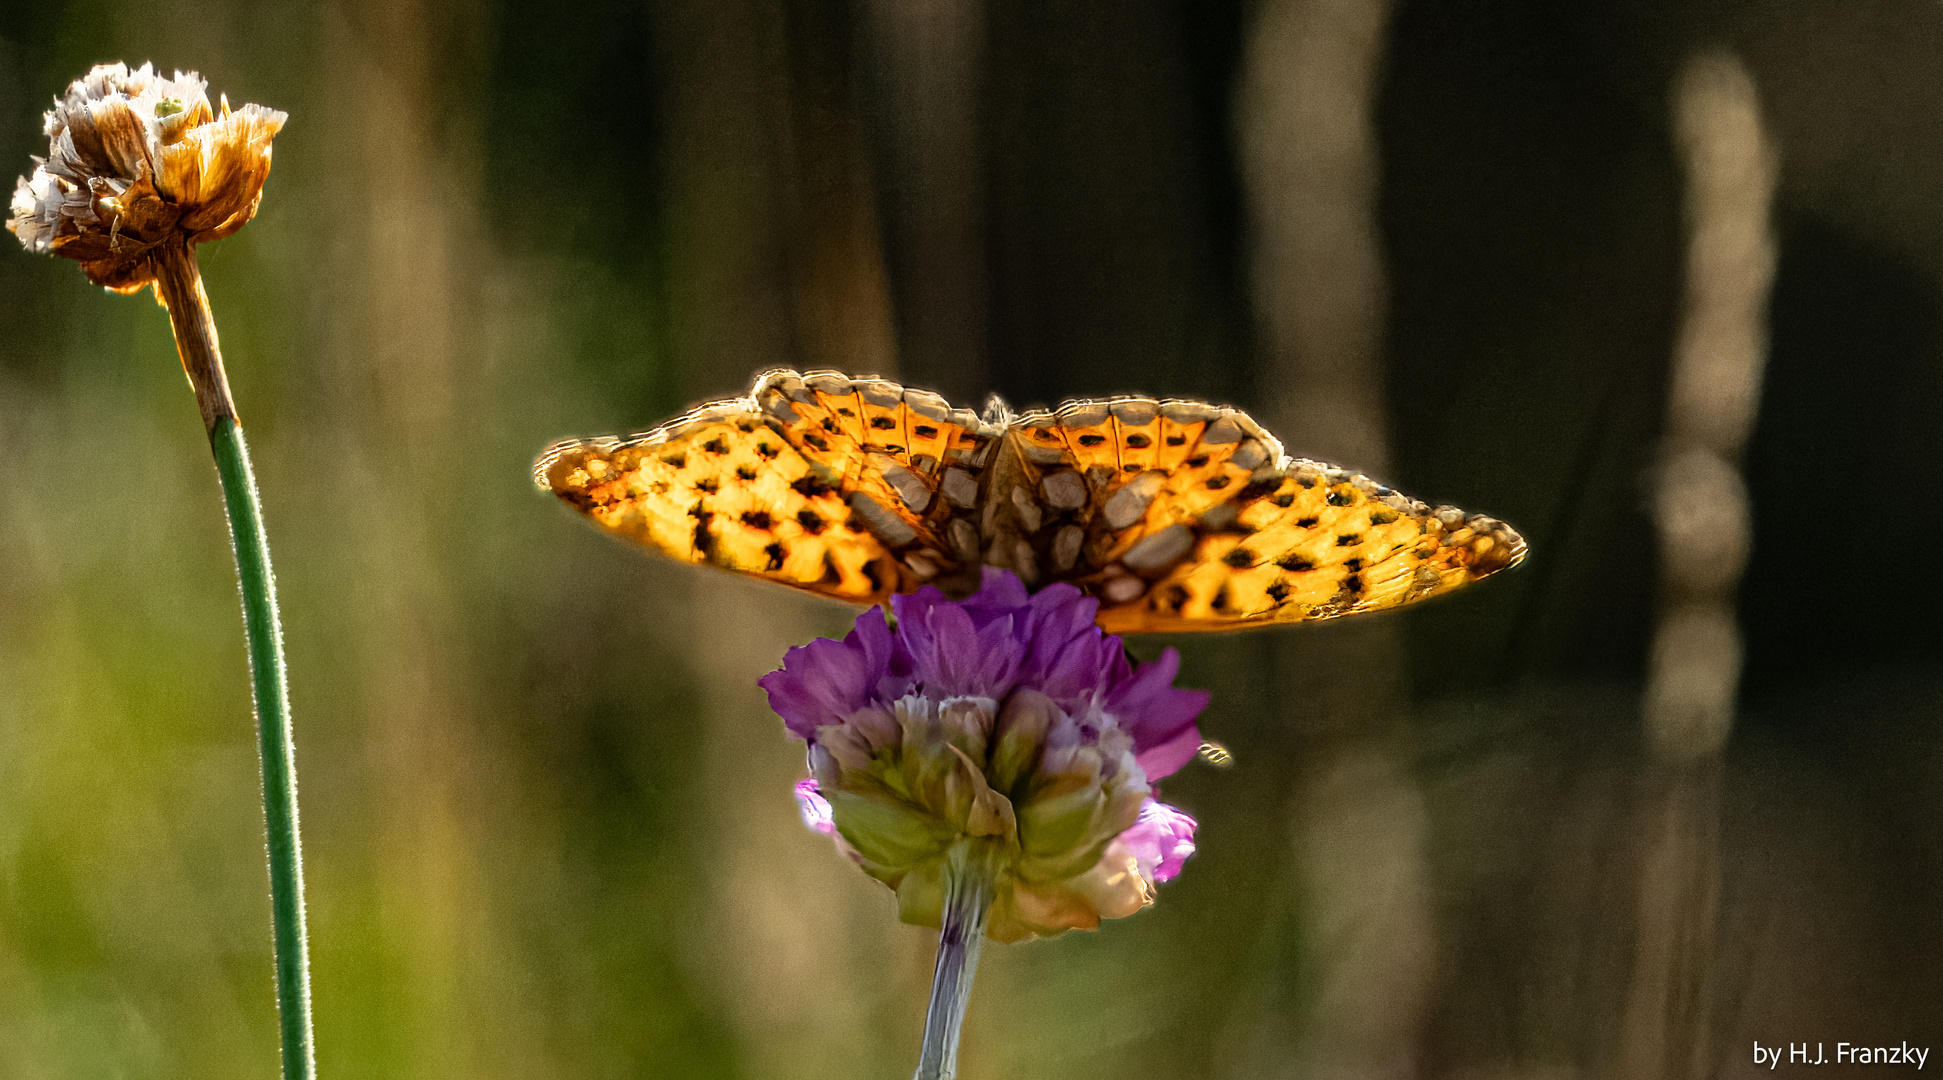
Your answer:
913,847 -> 994,1080
154,240 -> 315,1080
154,239 -> 238,430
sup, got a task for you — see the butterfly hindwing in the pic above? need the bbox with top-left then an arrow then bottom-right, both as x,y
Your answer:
537,370 -> 1526,630
983,398 -> 1277,588
751,370 -> 1005,590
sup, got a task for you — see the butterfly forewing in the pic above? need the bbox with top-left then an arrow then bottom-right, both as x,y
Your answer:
537,369 -> 1526,631
1089,458 -> 1525,633
538,371 -> 1014,604
537,405 -> 903,602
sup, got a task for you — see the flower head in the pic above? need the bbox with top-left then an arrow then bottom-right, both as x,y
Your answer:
8,62 -> 286,292
761,569 -> 1208,942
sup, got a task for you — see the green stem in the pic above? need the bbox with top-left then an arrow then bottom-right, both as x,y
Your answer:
211,416 -> 315,1080
913,846 -> 994,1080
154,239 -> 315,1080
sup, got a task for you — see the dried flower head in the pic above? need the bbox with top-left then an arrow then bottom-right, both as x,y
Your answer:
762,569 -> 1207,943
8,62 -> 286,292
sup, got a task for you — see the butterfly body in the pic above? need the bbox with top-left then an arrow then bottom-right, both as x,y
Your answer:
535,369 -> 1525,633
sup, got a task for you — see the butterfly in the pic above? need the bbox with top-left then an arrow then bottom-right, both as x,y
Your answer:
533,369 -> 1526,634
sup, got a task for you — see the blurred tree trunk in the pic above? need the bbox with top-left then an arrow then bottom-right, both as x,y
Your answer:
1221,2 -> 1434,1079
1622,51 -> 1775,1080
646,2 -> 923,1076
854,0 -> 989,402
780,0 -> 901,377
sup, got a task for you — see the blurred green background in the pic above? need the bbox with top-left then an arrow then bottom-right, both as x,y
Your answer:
2,1 -> 1940,1078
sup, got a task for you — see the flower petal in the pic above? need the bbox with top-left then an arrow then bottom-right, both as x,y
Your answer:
1118,799 -> 1198,883
793,779 -> 836,835
1104,647 -> 1209,772
758,606 -> 894,736
1132,723 -> 1203,782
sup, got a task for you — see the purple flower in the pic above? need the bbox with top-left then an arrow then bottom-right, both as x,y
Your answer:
760,568 -> 1208,778
1120,799 -> 1198,883
794,779 -> 835,835
760,606 -> 906,738
761,569 -> 1209,942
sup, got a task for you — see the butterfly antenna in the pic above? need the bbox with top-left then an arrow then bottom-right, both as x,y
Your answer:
982,393 -> 1014,427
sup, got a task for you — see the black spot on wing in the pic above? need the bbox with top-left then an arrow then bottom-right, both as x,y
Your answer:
791,475 -> 834,498
691,508 -> 714,556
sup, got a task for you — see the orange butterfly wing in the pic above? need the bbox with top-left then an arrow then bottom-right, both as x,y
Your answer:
536,371 -> 1526,630
980,397 -> 1526,633
535,371 -> 1003,603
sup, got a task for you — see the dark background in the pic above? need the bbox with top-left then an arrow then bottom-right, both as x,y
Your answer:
0,0 -> 1937,1077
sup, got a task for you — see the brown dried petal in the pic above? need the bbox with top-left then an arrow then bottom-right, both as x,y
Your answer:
85,96 -> 153,181
10,62 -> 284,274
1070,841 -> 1154,920
80,254 -> 159,294
1009,879 -> 1101,934
178,105 -> 284,239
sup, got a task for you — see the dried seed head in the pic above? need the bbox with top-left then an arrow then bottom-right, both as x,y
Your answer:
8,62 -> 287,292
